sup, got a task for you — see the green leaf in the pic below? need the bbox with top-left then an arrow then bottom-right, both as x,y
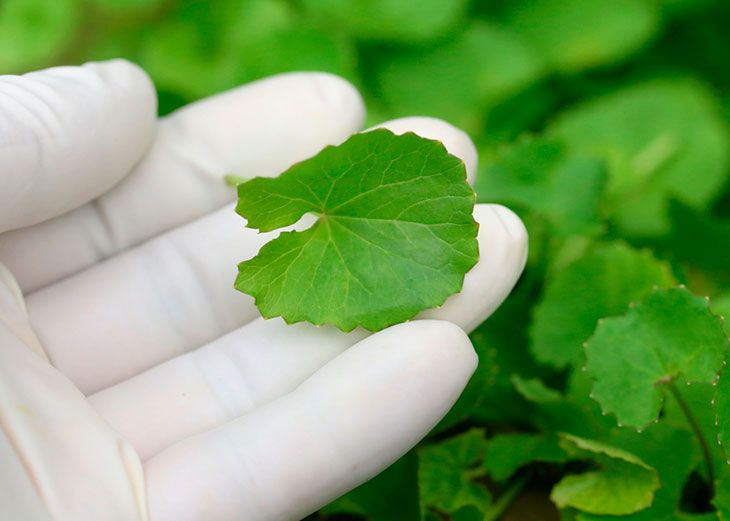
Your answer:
219,0 -> 294,48
531,242 -> 674,368
418,429 -> 492,517
139,21 -> 221,99
234,27 -> 357,83
137,1 -> 256,100
502,0 -> 659,72
375,22 -> 544,133
585,287 -> 728,428
476,138 -> 607,236
302,0 -> 469,43
234,129 -> 478,332
576,423 -> 696,521
138,0 -> 356,101
0,0 -> 80,71
549,79 -> 730,237
511,375 -> 562,404
484,433 -> 567,482
551,434 -> 660,515
323,451 -> 420,521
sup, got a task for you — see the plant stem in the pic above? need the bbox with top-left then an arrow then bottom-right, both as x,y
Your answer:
667,381 -> 715,496
484,473 -> 529,521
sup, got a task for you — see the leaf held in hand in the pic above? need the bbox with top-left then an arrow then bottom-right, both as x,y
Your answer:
234,129 -> 479,332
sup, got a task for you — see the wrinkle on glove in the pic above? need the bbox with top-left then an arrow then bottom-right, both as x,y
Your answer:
0,268 -> 148,521
0,60 -> 157,234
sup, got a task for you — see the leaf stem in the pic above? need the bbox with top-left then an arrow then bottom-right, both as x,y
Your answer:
484,473 -> 529,521
667,381 -> 715,495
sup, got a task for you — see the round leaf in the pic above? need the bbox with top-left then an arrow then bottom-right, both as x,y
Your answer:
585,287 -> 728,428
234,129 -> 479,332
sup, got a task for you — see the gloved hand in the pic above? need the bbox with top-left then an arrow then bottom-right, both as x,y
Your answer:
0,60 -> 528,521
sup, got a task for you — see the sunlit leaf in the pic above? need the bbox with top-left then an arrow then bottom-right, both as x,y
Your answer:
576,424 -> 695,520
551,434 -> 660,515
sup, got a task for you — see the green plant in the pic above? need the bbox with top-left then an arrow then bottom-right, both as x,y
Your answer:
9,0 -> 730,518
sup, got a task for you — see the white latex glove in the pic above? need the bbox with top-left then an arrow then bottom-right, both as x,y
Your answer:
0,60 -> 528,521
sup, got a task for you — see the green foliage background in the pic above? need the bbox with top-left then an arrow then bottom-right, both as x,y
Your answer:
5,0 -> 730,519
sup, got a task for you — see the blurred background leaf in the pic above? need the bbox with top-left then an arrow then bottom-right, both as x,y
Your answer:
499,0 -> 660,73
302,0 -> 470,43
0,0 -> 81,71
548,79 -> 730,237
374,21 -> 545,133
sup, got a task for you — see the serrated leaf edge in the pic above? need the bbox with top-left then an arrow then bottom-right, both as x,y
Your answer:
585,285 -> 727,431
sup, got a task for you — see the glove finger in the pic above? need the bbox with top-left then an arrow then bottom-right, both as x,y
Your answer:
143,320 -> 476,521
87,204 -> 526,459
0,59 -> 157,234
418,204 -> 527,331
0,298 -> 148,520
25,116 -> 487,394
0,71 -> 365,293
